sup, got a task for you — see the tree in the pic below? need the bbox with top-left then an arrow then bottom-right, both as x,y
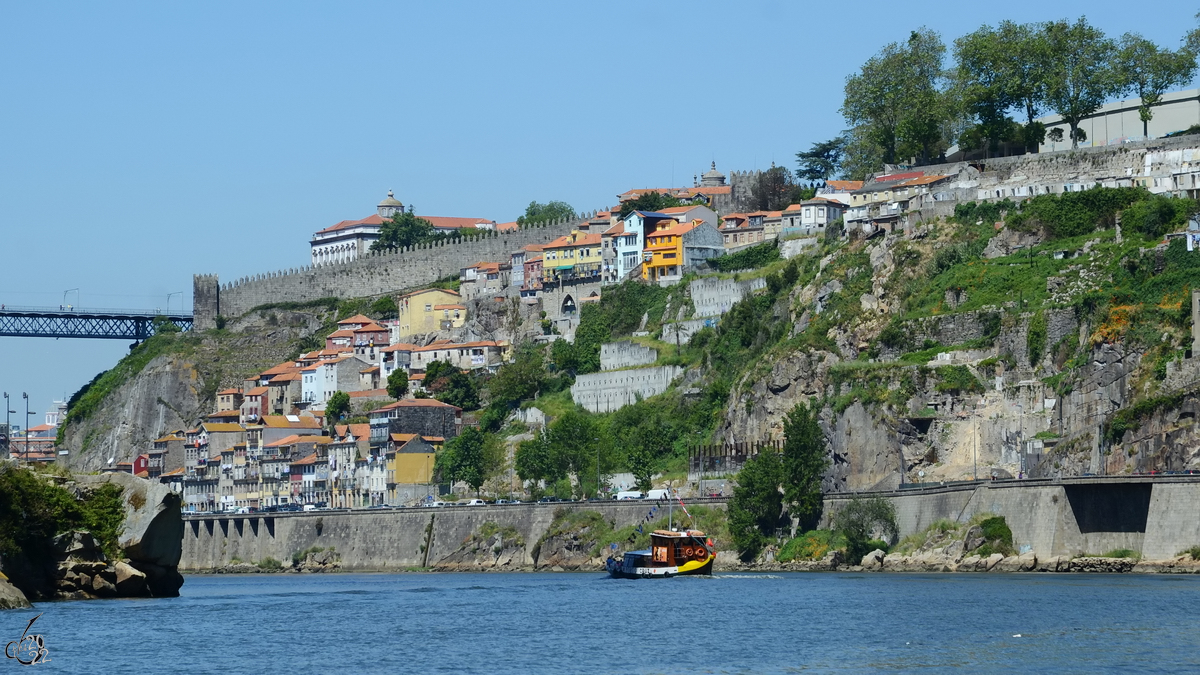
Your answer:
727,451 -> 784,558
423,360 -> 480,410
437,426 -> 503,494
780,402 -> 829,529
487,344 -> 546,408
325,391 -> 350,427
546,409 -> 608,498
833,496 -> 898,565
370,211 -> 438,251
998,21 -> 1053,151
515,428 -> 566,498
954,24 -> 1019,154
795,137 -> 847,183
1115,33 -> 1199,138
842,28 -> 951,166
750,165 -> 798,211
516,200 -> 576,227
1043,18 -> 1119,149
616,191 -> 686,219
386,369 -> 409,399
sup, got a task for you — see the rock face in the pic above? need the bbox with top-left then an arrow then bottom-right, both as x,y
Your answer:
77,472 -> 184,597
534,527 -> 603,571
0,575 -> 30,610
296,549 -> 340,573
61,355 -> 204,474
434,525 -> 526,571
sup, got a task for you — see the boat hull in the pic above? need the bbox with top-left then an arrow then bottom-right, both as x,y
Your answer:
605,555 -> 714,579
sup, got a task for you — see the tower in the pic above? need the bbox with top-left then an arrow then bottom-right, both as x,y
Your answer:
377,190 -> 405,219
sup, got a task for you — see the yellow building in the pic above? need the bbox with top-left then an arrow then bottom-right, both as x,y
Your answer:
387,433 -> 438,485
396,288 -> 466,338
642,219 -> 694,282
542,230 -> 602,282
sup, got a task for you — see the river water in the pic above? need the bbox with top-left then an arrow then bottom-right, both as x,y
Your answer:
12,572 -> 1200,673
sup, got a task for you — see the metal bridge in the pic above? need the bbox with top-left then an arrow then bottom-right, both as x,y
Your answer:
0,305 -> 193,340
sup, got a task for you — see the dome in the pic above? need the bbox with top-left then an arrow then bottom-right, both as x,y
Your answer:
378,189 -> 404,208
700,162 -> 726,187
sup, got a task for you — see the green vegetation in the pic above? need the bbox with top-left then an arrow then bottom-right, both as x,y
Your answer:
1183,545 -> 1200,560
386,368 -> 409,399
256,557 -> 284,571
437,427 -> 505,494
424,360 -> 480,411
712,242 -> 782,272
616,191 -> 690,219
0,466 -> 126,561
325,391 -> 350,427
973,516 -> 1015,557
934,365 -> 984,394
517,200 -> 575,226
1101,548 -> 1140,560
291,546 -> 331,566
777,529 -> 846,562
1105,392 -> 1187,443
832,496 -> 899,564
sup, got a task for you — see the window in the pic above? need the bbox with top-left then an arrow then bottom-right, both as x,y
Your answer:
425,304 -> 432,311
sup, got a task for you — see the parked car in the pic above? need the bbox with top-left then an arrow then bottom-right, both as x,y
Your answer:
615,491 -> 644,500
464,499 -> 486,506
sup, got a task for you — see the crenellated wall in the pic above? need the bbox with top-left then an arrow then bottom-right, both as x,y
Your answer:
192,218 -> 583,329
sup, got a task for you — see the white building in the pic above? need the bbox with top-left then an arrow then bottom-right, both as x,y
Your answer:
310,191 -> 405,266
1040,87 -> 1200,152
301,355 -> 370,406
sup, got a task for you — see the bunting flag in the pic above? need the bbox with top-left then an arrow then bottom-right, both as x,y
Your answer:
677,497 -> 691,519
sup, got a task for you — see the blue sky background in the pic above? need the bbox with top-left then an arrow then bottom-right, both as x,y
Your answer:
1,1 -> 1197,425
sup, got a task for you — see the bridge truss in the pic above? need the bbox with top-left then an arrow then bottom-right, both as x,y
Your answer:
0,306 -> 193,340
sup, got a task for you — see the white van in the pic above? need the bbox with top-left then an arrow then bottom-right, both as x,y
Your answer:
464,499 -> 486,506
614,491 -> 644,500
645,489 -> 671,501
302,504 -> 317,512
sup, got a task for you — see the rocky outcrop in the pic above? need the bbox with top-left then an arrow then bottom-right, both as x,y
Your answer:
77,472 -> 184,596
434,523 -> 527,571
0,574 -> 30,609
295,548 -> 340,573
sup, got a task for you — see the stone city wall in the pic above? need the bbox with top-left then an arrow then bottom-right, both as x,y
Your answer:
193,218 -> 582,329
571,365 -> 683,413
180,500 -> 721,570
600,341 -> 657,371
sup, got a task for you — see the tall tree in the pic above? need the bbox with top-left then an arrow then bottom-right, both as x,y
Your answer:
750,165 -> 797,211
486,344 -> 546,408
1115,33 -> 1199,138
998,21 -> 1053,151
842,28 -> 950,166
437,426 -> 503,495
516,201 -> 576,227
795,137 -> 846,184
514,428 -> 565,498
727,451 -> 784,558
370,211 -> 438,251
780,402 -> 829,529
325,391 -> 350,428
385,369 -> 409,399
954,24 -> 1018,154
1043,18 -> 1120,149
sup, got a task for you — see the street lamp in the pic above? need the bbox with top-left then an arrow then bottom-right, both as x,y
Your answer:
22,393 -> 32,463
2,392 -> 11,457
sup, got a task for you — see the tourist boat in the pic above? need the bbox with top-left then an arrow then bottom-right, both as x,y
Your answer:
605,528 -> 714,579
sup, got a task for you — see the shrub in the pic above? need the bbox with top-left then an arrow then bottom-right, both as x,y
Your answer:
257,557 -> 283,571
833,496 -> 898,564
1103,548 -> 1140,559
713,242 -> 781,272
934,365 -> 983,394
1027,311 -> 1047,366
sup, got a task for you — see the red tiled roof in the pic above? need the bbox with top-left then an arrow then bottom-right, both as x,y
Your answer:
315,214 -> 385,235
245,387 -> 269,396
348,389 -> 388,398
380,343 -> 418,353
261,415 -> 322,429
424,216 -> 496,230
496,221 -> 519,232
824,180 -> 863,191
291,453 -> 320,466
373,398 -> 462,413
337,314 -> 374,326
217,388 -> 241,395
399,288 -> 460,299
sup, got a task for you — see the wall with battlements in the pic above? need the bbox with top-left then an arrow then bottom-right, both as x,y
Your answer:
193,218 -> 582,329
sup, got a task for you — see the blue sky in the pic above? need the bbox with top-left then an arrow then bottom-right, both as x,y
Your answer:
1,1 -> 1197,426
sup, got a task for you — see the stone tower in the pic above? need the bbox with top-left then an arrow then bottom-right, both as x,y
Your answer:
377,190 -> 405,219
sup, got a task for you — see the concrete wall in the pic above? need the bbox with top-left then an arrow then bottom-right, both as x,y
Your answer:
600,341 -> 657,371
192,218 -> 581,329
570,365 -> 683,413
824,478 -> 1200,560
690,277 -> 765,319
181,500 -> 724,570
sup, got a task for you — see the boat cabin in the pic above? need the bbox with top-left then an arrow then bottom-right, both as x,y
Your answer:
649,529 -> 711,567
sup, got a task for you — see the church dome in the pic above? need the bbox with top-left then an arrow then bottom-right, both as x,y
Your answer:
377,190 -> 404,218
700,162 -> 726,187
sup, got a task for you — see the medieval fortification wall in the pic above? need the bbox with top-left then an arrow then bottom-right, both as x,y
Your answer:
192,218 -> 582,329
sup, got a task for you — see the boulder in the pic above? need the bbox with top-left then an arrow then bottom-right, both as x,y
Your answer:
51,531 -> 104,561
819,550 -> 845,570
860,549 -> 886,569
76,473 -> 183,570
1017,552 -> 1038,571
129,561 -> 185,597
992,556 -> 1022,573
960,555 -> 981,571
984,553 -> 1004,571
0,574 -> 31,610
113,562 -> 148,597
91,574 -> 118,598
963,526 -> 985,554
